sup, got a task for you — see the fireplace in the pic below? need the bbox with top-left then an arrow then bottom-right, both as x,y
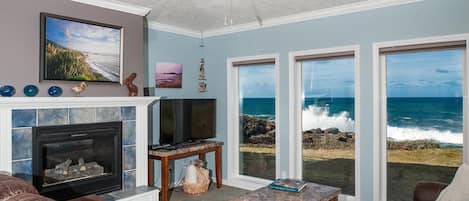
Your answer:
32,122 -> 122,201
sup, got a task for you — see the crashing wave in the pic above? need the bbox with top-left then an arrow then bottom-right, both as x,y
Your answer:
302,105 -> 462,145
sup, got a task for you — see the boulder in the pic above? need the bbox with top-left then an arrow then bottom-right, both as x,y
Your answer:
324,128 -> 340,134
305,128 -> 323,134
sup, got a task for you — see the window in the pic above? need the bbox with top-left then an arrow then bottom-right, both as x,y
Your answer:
289,46 -> 359,198
375,39 -> 467,201
227,55 -> 279,183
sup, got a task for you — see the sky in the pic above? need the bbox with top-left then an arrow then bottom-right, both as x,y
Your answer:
302,57 -> 355,98
238,58 -> 356,98
387,49 -> 463,97
239,65 -> 275,98
46,16 -> 121,55
155,62 -> 183,74
239,49 -> 463,98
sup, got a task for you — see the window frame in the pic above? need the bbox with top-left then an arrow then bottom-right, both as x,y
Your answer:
288,45 -> 361,200
226,54 -> 280,189
372,34 -> 469,201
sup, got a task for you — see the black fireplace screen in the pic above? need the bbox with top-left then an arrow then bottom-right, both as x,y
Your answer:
33,122 -> 122,201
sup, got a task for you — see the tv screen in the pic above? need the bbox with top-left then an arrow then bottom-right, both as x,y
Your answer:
160,99 -> 216,145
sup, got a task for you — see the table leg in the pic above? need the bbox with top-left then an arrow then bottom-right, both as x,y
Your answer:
330,196 -> 338,201
161,157 -> 169,201
198,153 -> 206,161
148,158 -> 154,187
215,146 -> 222,188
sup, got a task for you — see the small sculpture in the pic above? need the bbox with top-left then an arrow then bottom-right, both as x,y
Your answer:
199,58 -> 206,80
124,73 -> 138,96
198,81 -> 207,92
71,82 -> 87,96
48,86 -> 63,97
0,85 -> 16,97
23,85 -> 39,97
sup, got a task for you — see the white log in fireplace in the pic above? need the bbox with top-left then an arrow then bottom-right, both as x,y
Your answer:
0,97 -> 160,200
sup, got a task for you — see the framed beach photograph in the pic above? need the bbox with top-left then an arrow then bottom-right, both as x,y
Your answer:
40,13 -> 123,83
155,62 -> 183,88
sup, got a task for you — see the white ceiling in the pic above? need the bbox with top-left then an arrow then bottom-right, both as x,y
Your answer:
72,0 -> 419,37
119,0 -> 369,31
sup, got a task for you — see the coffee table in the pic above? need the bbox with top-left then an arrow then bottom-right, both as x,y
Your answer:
231,182 -> 340,201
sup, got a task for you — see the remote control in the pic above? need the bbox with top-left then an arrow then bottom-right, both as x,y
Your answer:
150,144 -> 171,150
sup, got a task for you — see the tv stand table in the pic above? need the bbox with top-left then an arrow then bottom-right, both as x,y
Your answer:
148,141 -> 223,201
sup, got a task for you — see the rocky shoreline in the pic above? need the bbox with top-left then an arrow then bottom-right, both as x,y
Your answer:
242,115 -> 441,150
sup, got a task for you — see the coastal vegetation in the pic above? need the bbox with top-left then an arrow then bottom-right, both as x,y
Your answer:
240,115 -> 461,199
45,40 -> 105,81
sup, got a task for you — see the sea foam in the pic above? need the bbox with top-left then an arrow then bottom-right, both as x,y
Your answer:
302,105 -> 462,145
302,105 -> 355,132
387,126 -> 462,145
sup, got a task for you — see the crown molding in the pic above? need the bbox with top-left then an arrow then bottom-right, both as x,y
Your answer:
70,0 -> 152,16
0,97 -> 160,109
203,0 -> 422,37
147,21 -> 201,38
147,0 -> 422,38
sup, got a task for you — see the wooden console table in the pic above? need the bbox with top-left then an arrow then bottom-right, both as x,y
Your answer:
148,141 -> 223,201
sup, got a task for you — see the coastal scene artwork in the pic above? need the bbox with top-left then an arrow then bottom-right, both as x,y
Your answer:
155,63 -> 183,88
238,50 -> 463,201
42,13 -> 122,83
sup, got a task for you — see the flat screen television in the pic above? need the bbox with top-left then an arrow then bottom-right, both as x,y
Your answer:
160,99 -> 216,145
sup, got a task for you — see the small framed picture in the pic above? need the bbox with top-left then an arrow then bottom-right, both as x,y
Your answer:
155,62 -> 183,88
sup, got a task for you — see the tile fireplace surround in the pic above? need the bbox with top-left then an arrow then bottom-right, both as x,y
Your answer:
0,97 -> 160,193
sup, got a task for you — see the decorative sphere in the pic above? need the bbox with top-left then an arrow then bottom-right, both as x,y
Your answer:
48,86 -> 63,97
23,85 -> 39,97
0,85 -> 16,97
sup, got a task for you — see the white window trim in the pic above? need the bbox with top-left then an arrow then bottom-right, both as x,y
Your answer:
226,53 -> 280,190
372,33 -> 469,201
288,45 -> 361,200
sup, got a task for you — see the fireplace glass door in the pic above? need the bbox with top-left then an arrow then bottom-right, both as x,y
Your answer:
42,137 -> 113,186
33,122 -> 122,201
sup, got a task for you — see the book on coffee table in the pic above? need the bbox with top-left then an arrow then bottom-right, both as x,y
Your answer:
268,179 -> 307,193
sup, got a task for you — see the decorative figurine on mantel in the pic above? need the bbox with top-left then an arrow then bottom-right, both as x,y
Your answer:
124,73 -> 138,96
71,82 -> 87,97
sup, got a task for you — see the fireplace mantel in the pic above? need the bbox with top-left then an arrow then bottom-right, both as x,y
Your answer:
0,97 -> 159,109
0,96 -> 160,188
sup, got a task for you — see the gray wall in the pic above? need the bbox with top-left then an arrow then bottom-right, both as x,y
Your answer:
0,0 -> 144,97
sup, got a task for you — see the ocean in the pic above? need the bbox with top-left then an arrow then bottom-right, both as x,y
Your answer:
85,53 -> 121,82
240,97 -> 463,145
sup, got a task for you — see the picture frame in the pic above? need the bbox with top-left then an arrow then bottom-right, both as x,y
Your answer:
155,62 -> 183,88
40,13 -> 124,84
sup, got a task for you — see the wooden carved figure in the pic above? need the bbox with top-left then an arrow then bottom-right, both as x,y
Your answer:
124,73 -> 138,96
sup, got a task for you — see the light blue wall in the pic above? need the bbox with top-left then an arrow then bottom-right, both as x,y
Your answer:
146,29 -> 220,187
147,0 -> 469,200
201,0 -> 469,200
